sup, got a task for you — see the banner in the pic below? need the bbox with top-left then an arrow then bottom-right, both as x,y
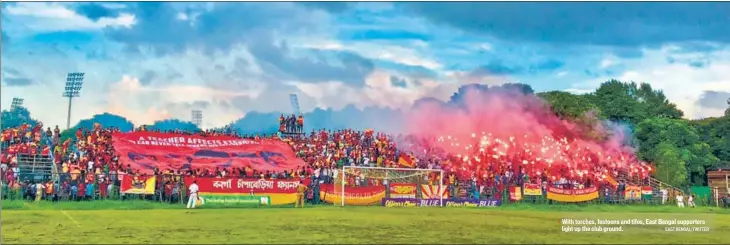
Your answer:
120,175 -> 156,194
546,186 -> 599,203
198,195 -> 271,207
183,177 -> 309,205
523,183 -> 543,196
510,186 -> 523,201
389,183 -> 417,198
320,184 -> 386,205
112,132 -> 306,174
641,186 -> 653,200
381,198 -> 501,207
625,185 -> 642,200
421,184 -> 449,199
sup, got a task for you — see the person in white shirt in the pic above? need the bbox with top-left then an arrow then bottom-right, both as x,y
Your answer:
688,194 -> 695,208
676,194 -> 684,208
661,189 -> 668,204
187,180 -> 199,209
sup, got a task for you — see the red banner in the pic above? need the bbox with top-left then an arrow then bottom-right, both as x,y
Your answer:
183,177 -> 310,194
389,183 -> 417,198
112,132 -> 306,174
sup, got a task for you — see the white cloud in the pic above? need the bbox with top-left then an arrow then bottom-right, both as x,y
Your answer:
579,45 -> 730,119
4,3 -> 136,32
293,38 -> 443,70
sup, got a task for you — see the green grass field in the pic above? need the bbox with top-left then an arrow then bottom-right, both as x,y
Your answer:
2,201 -> 729,244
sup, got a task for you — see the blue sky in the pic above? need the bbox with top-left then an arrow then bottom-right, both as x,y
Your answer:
3,2 -> 730,129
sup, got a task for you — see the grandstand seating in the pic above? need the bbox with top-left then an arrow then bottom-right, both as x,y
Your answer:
15,154 -> 54,182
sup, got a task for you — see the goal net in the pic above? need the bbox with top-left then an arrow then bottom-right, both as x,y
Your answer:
328,166 -> 445,207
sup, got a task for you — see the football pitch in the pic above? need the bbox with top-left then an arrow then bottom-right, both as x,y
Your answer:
2,202 -> 728,244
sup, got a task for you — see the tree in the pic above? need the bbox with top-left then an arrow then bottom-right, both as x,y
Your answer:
1,107 -> 40,129
537,91 -> 597,119
634,117 -> 720,186
592,80 -> 683,125
148,119 -> 200,132
60,113 -> 135,141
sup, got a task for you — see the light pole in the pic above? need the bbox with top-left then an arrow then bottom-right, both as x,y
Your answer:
62,72 -> 84,129
10,97 -> 24,111
191,110 -> 202,128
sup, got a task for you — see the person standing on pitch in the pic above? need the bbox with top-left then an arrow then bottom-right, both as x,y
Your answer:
187,180 -> 199,209
295,181 -> 307,208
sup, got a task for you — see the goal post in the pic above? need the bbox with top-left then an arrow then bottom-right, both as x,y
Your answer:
338,166 -> 444,207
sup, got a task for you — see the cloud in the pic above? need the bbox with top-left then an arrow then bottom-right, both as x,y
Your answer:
73,3 -> 121,21
403,2 -> 730,47
3,78 -> 33,86
577,45 -> 730,119
696,91 -> 730,109
4,2 -> 136,32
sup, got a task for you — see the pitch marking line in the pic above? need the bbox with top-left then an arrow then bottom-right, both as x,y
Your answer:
61,210 -> 82,227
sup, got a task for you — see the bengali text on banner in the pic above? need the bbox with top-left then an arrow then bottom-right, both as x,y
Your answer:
546,186 -> 599,203
112,132 -> 306,174
184,177 -> 309,205
389,183 -> 417,198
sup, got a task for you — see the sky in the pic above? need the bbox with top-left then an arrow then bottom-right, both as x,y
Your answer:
2,2 -> 730,129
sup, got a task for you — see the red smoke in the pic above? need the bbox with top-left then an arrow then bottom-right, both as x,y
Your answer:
402,88 -> 650,182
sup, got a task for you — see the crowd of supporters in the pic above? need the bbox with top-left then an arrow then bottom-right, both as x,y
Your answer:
1,120 -> 652,203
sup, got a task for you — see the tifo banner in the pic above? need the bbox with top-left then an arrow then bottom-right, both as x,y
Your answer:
120,175 -> 156,194
198,195 -> 271,207
523,183 -> 542,196
546,186 -> 599,203
389,183 -> 417,198
112,132 -> 306,174
641,186 -> 653,199
421,185 -> 449,199
625,185 -> 642,200
320,184 -> 386,205
183,177 -> 309,205
381,198 -> 501,207
510,186 -> 523,201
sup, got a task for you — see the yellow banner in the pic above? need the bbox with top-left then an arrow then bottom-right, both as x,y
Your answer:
523,184 -> 543,196
546,186 -> 598,203
122,176 -> 156,195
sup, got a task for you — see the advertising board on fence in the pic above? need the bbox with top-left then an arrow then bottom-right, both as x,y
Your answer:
523,183 -> 543,196
389,183 -> 416,198
546,186 -> 599,203
381,198 -> 501,207
112,132 -> 306,174
120,175 -> 156,194
625,185 -> 642,200
198,195 -> 271,207
509,186 -> 523,201
183,177 -> 309,205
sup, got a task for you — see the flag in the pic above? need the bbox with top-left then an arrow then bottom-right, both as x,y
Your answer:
120,175 -> 156,194
398,153 -> 415,168
604,175 -> 618,188
641,186 -> 653,200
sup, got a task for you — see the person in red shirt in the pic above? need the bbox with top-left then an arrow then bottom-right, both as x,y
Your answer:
77,182 -> 86,201
98,179 -> 108,199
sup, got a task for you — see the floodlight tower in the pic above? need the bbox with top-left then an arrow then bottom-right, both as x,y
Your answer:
289,94 -> 301,115
62,72 -> 85,129
10,97 -> 24,111
192,110 -> 203,128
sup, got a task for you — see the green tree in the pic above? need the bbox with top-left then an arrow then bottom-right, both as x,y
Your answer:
634,117 -> 720,186
1,107 -> 40,129
592,80 -> 683,125
537,91 -> 597,119
653,142 -> 689,187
